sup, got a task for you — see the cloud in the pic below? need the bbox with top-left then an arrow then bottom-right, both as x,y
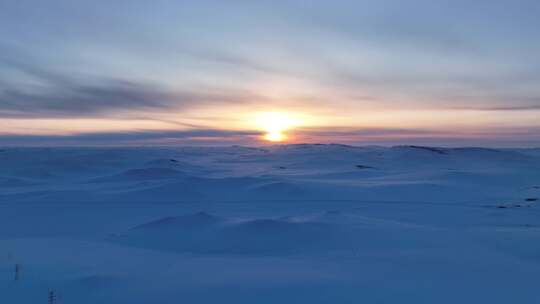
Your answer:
0,44 -> 73,87
296,127 -> 445,137
0,43 -> 259,118
449,104 -> 540,111
1,126 -> 539,147
0,81 -> 166,117
0,78 -> 260,118
293,126 -> 540,147
0,129 -> 260,146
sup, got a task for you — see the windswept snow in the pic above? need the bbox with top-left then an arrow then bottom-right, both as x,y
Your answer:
1,145 -> 540,303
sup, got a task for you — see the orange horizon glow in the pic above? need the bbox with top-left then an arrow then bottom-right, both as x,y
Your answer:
1,107 -> 540,146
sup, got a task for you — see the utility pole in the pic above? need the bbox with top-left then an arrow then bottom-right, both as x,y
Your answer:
14,263 -> 20,281
48,290 -> 56,304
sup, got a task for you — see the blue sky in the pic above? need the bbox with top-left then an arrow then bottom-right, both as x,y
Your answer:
1,0 -> 539,146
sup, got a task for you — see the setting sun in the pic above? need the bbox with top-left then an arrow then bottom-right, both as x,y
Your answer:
264,131 -> 285,142
254,112 -> 301,142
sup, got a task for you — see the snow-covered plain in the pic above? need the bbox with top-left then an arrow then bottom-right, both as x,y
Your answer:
2,144 -> 540,303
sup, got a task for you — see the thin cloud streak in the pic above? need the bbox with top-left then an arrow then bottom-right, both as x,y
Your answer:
0,126 -> 538,147
0,129 -> 260,146
292,126 -> 540,147
0,79 -> 261,118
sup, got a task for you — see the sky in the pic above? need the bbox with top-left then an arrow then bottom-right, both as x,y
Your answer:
1,0 -> 540,146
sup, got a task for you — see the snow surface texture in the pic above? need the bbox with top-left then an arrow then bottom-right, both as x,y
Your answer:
1,145 -> 540,303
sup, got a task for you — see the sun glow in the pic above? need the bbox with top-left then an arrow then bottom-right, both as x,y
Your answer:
264,131 -> 285,142
255,112 -> 301,142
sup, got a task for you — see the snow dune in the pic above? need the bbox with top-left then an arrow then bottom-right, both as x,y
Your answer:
1,145 -> 540,303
